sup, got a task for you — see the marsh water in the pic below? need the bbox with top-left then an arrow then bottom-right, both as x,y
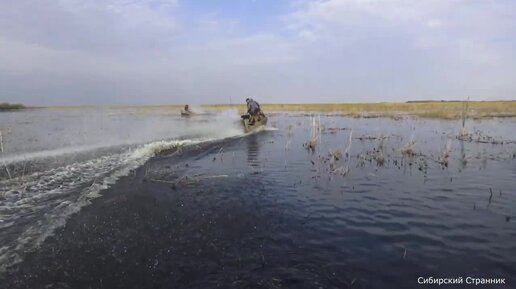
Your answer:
0,107 -> 515,289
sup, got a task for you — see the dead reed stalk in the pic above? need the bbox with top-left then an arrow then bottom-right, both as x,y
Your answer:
459,97 -> 470,139
0,130 -> 12,179
331,129 -> 353,176
375,137 -> 385,166
343,129 -> 353,174
343,129 -> 353,159
438,139 -> 451,167
305,116 -> 320,152
462,97 -> 469,129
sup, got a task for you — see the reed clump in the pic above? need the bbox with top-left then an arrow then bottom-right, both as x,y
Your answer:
401,132 -> 416,157
401,142 -> 415,156
438,140 -> 451,168
329,129 -> 353,176
304,116 -> 320,152
374,137 -> 385,166
458,97 -> 470,140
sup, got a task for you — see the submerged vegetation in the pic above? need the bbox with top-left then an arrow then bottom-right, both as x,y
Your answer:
0,103 -> 25,111
295,111 -> 514,195
206,100 -> 516,119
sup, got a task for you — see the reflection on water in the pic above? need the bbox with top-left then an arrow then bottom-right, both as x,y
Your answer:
246,134 -> 260,168
460,139 -> 467,168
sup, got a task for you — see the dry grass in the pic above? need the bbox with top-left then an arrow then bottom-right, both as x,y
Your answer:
29,100 -> 516,119
205,101 -> 516,119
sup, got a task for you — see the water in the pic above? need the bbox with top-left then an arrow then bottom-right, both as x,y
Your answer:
0,107 -> 244,273
0,108 -> 515,288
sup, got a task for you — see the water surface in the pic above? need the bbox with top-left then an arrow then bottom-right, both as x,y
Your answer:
0,108 -> 515,288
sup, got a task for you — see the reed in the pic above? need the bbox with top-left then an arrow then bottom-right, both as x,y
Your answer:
329,128 -> 353,176
0,130 -> 12,179
342,129 -> 353,175
438,140 -> 451,168
375,137 -> 385,166
401,131 -> 416,156
343,129 -> 353,159
304,116 -> 320,152
459,97 -> 470,139
461,97 -> 469,128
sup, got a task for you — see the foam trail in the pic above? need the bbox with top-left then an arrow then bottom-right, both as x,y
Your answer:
1,143 -> 126,165
0,107 -> 252,272
0,136 -> 238,273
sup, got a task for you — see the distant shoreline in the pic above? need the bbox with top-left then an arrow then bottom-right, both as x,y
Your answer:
0,103 -> 26,111
5,100 -> 516,119
206,100 -> 516,119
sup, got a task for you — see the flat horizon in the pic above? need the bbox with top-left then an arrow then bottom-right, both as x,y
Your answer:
12,99 -> 515,108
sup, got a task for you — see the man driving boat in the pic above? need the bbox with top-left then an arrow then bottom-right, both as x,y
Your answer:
246,98 -> 262,124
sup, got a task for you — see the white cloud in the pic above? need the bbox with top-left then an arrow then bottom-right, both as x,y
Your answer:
426,19 -> 443,29
283,0 -> 515,98
0,0 -> 180,52
0,0 -> 514,105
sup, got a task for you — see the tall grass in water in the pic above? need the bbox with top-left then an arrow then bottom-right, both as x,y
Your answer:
338,129 -> 353,175
328,123 -> 353,176
305,116 -> 320,152
459,97 -> 470,138
401,131 -> 416,156
375,137 -> 385,166
439,139 -> 451,168
0,130 -> 12,179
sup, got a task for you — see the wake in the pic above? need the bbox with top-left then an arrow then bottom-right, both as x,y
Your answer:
0,132 -> 246,273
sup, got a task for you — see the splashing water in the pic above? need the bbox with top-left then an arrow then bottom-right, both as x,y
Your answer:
0,107 -> 246,272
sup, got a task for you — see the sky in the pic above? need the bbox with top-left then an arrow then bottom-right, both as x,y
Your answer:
0,0 -> 514,105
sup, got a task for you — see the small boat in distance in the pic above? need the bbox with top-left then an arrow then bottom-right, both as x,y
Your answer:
180,105 -> 216,117
180,105 -> 193,117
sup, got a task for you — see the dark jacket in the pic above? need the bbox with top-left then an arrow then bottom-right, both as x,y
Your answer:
247,99 -> 260,115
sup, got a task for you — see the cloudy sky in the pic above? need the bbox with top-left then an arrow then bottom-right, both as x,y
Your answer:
0,0 -> 514,105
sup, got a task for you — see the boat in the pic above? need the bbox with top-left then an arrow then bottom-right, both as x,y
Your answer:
180,110 -> 193,117
180,110 -> 217,118
241,114 -> 268,133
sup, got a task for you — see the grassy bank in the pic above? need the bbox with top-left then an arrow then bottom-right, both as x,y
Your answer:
206,101 -> 516,119
0,103 -> 25,111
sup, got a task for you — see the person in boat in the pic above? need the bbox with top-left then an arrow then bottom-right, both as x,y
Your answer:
246,98 -> 263,124
184,104 -> 189,112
